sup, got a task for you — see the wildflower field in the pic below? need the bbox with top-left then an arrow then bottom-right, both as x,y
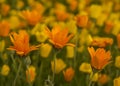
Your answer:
0,0 -> 120,86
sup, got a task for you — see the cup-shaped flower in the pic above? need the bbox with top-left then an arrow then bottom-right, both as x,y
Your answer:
114,77 -> 120,86
0,20 -> 10,37
7,30 -> 39,56
26,66 -> 36,83
46,26 -> 74,49
88,47 -> 111,70
63,67 -> 75,82
51,58 -> 66,74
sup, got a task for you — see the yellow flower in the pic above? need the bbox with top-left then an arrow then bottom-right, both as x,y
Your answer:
46,26 -> 74,49
0,40 -> 5,52
40,43 -> 52,58
115,56 -> 120,68
91,73 -> 99,82
31,24 -> 48,42
66,46 -> 74,58
63,67 -> 75,82
114,77 -> 120,86
79,62 -> 92,73
9,15 -> 20,29
89,5 -> 102,19
16,0 -> 24,9
26,66 -> 36,83
1,64 -> 10,76
51,58 -> 66,74
7,30 -> 39,56
88,47 -> 111,70
0,20 -> 10,37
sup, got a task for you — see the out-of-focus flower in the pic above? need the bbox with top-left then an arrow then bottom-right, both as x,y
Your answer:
0,40 -> 5,52
75,15 -> 88,28
0,20 -> 10,37
26,66 -> 36,83
112,20 -> 120,36
88,47 -> 111,70
31,24 -> 48,42
91,73 -> 99,82
66,46 -> 74,58
40,43 -> 52,58
45,26 -> 74,49
104,21 -> 114,34
114,77 -> 120,86
79,29 -> 93,45
2,53 -> 8,60
16,0 -> 24,9
89,5 -> 102,19
0,0 -> 5,3
1,4 -> 10,16
7,30 -> 39,56
21,10 -> 41,26
96,13 -> 108,26
1,64 -> 10,76
79,62 -> 92,73
30,2 -> 45,15
98,74 -> 110,85
51,58 -> 66,74
67,0 -> 78,11
9,15 -> 20,29
115,56 -> 120,68
55,10 -> 69,21
117,34 -> 120,49
90,37 -> 113,47
63,67 -> 75,82
54,3 -> 69,21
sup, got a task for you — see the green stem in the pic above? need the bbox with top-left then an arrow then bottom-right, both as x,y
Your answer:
13,60 -> 22,86
52,49 -> 61,85
26,65 -> 33,86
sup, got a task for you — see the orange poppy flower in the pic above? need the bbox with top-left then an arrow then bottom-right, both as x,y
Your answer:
45,26 -> 74,49
55,10 -> 69,21
88,47 -> 111,70
1,4 -> 10,16
75,15 -> 88,28
91,37 -> 113,47
7,30 -> 39,56
21,10 -> 41,26
0,20 -> 10,37
63,67 -> 75,82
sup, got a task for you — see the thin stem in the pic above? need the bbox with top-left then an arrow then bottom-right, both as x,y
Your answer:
74,32 -> 79,68
13,60 -> 22,86
26,65 -> 33,86
52,52 -> 57,84
52,49 -> 61,86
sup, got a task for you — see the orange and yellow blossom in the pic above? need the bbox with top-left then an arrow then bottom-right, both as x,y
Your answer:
7,30 -> 39,56
0,20 -> 10,37
21,10 -> 41,26
88,47 -> 111,70
45,26 -> 74,49
91,37 -> 113,47
63,67 -> 75,82
26,66 -> 36,83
